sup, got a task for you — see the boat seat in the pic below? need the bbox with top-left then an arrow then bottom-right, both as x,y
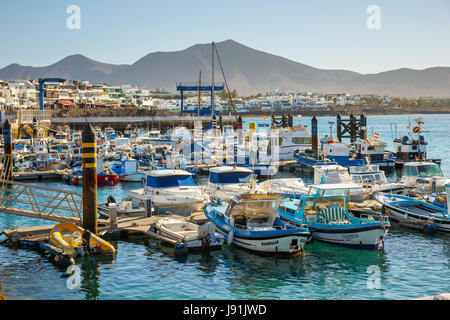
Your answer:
317,207 -> 350,224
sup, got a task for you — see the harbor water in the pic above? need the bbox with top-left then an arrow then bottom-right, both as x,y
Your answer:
1,114 -> 450,300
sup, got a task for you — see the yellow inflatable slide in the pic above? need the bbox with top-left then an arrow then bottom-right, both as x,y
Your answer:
49,222 -> 115,257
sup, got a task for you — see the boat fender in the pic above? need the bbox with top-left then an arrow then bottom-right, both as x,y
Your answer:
227,230 -> 234,245
174,243 -> 189,256
209,232 -> 218,245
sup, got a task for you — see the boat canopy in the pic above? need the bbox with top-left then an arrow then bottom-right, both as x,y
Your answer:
209,167 -> 253,184
308,184 -> 362,197
225,193 -> 283,226
147,174 -> 196,188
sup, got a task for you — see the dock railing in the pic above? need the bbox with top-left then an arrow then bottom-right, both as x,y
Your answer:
0,179 -> 83,224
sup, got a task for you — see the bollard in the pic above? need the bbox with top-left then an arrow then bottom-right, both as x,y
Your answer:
311,116 -> 318,159
108,203 -> 118,229
82,123 -> 98,234
3,120 -> 13,180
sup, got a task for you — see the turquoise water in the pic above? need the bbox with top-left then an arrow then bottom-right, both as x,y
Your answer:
1,114 -> 450,300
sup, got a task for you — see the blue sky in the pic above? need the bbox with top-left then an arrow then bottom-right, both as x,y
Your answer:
1,0 -> 449,73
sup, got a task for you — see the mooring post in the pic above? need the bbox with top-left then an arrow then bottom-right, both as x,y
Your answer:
311,116 -> 318,159
3,120 -> 13,180
336,113 -> 342,142
108,203 -> 118,229
349,113 -> 356,142
360,114 -> 367,139
82,123 -> 98,234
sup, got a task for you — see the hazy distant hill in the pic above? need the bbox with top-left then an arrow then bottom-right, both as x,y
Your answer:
1,40 -> 449,97
0,54 -> 128,83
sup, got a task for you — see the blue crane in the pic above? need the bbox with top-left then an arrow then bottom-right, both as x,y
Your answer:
38,78 -> 65,110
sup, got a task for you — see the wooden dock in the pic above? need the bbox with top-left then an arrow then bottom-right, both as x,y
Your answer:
1,212 -> 209,245
13,171 -> 65,181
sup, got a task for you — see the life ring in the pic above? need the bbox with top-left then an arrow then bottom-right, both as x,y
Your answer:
413,126 -> 420,133
326,140 -> 335,144
75,139 -> 82,146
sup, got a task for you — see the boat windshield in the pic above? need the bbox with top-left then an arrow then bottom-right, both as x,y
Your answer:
210,171 -> 252,184
351,173 -> 386,184
417,165 -> 443,177
404,164 -> 443,177
147,175 -> 196,188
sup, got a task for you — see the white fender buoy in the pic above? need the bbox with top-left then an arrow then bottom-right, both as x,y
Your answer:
227,230 -> 234,245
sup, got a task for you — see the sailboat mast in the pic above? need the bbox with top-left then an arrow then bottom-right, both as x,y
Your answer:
211,41 -> 215,118
198,70 -> 201,117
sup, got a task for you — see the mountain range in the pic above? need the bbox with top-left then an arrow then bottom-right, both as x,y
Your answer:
1,39 -> 449,97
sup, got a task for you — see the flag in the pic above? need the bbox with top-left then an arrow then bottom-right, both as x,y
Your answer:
374,133 -> 380,139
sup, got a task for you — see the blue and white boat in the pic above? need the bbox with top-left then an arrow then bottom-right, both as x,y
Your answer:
205,194 -> 310,255
207,166 -> 256,201
279,184 -> 390,249
352,138 -> 395,172
295,137 -> 365,167
109,158 -> 146,182
128,169 -> 207,216
376,189 -> 450,233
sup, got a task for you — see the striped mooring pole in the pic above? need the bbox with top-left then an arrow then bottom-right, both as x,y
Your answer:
311,116 -> 318,159
3,119 -> 13,180
82,123 -> 98,234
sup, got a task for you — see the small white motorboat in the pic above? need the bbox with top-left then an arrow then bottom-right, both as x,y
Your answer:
98,196 -> 146,218
155,218 -> 225,251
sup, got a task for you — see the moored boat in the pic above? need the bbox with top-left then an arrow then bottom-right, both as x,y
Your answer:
49,222 -> 115,257
279,184 -> 390,249
128,169 -> 207,216
376,191 -> 449,233
155,218 -> 224,251
204,194 -> 310,255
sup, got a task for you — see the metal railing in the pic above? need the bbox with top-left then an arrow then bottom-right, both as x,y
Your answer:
0,179 -> 83,223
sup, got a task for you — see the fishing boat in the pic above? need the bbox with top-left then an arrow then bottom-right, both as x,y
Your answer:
392,117 -> 441,169
295,136 -> 365,167
204,194 -> 310,255
279,184 -> 390,249
70,166 -> 119,186
376,190 -> 449,232
155,218 -> 225,251
400,162 -> 450,194
313,164 -> 371,202
49,222 -> 115,257
128,169 -> 207,216
353,138 -> 395,172
35,153 -> 67,171
109,158 -> 146,182
207,166 -> 256,201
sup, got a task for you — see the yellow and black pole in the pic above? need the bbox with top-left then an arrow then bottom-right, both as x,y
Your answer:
82,123 -> 98,234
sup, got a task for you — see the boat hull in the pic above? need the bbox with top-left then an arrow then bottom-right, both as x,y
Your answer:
383,204 -> 450,232
119,172 -> 146,182
205,209 -> 308,255
308,225 -> 389,249
376,193 -> 450,232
